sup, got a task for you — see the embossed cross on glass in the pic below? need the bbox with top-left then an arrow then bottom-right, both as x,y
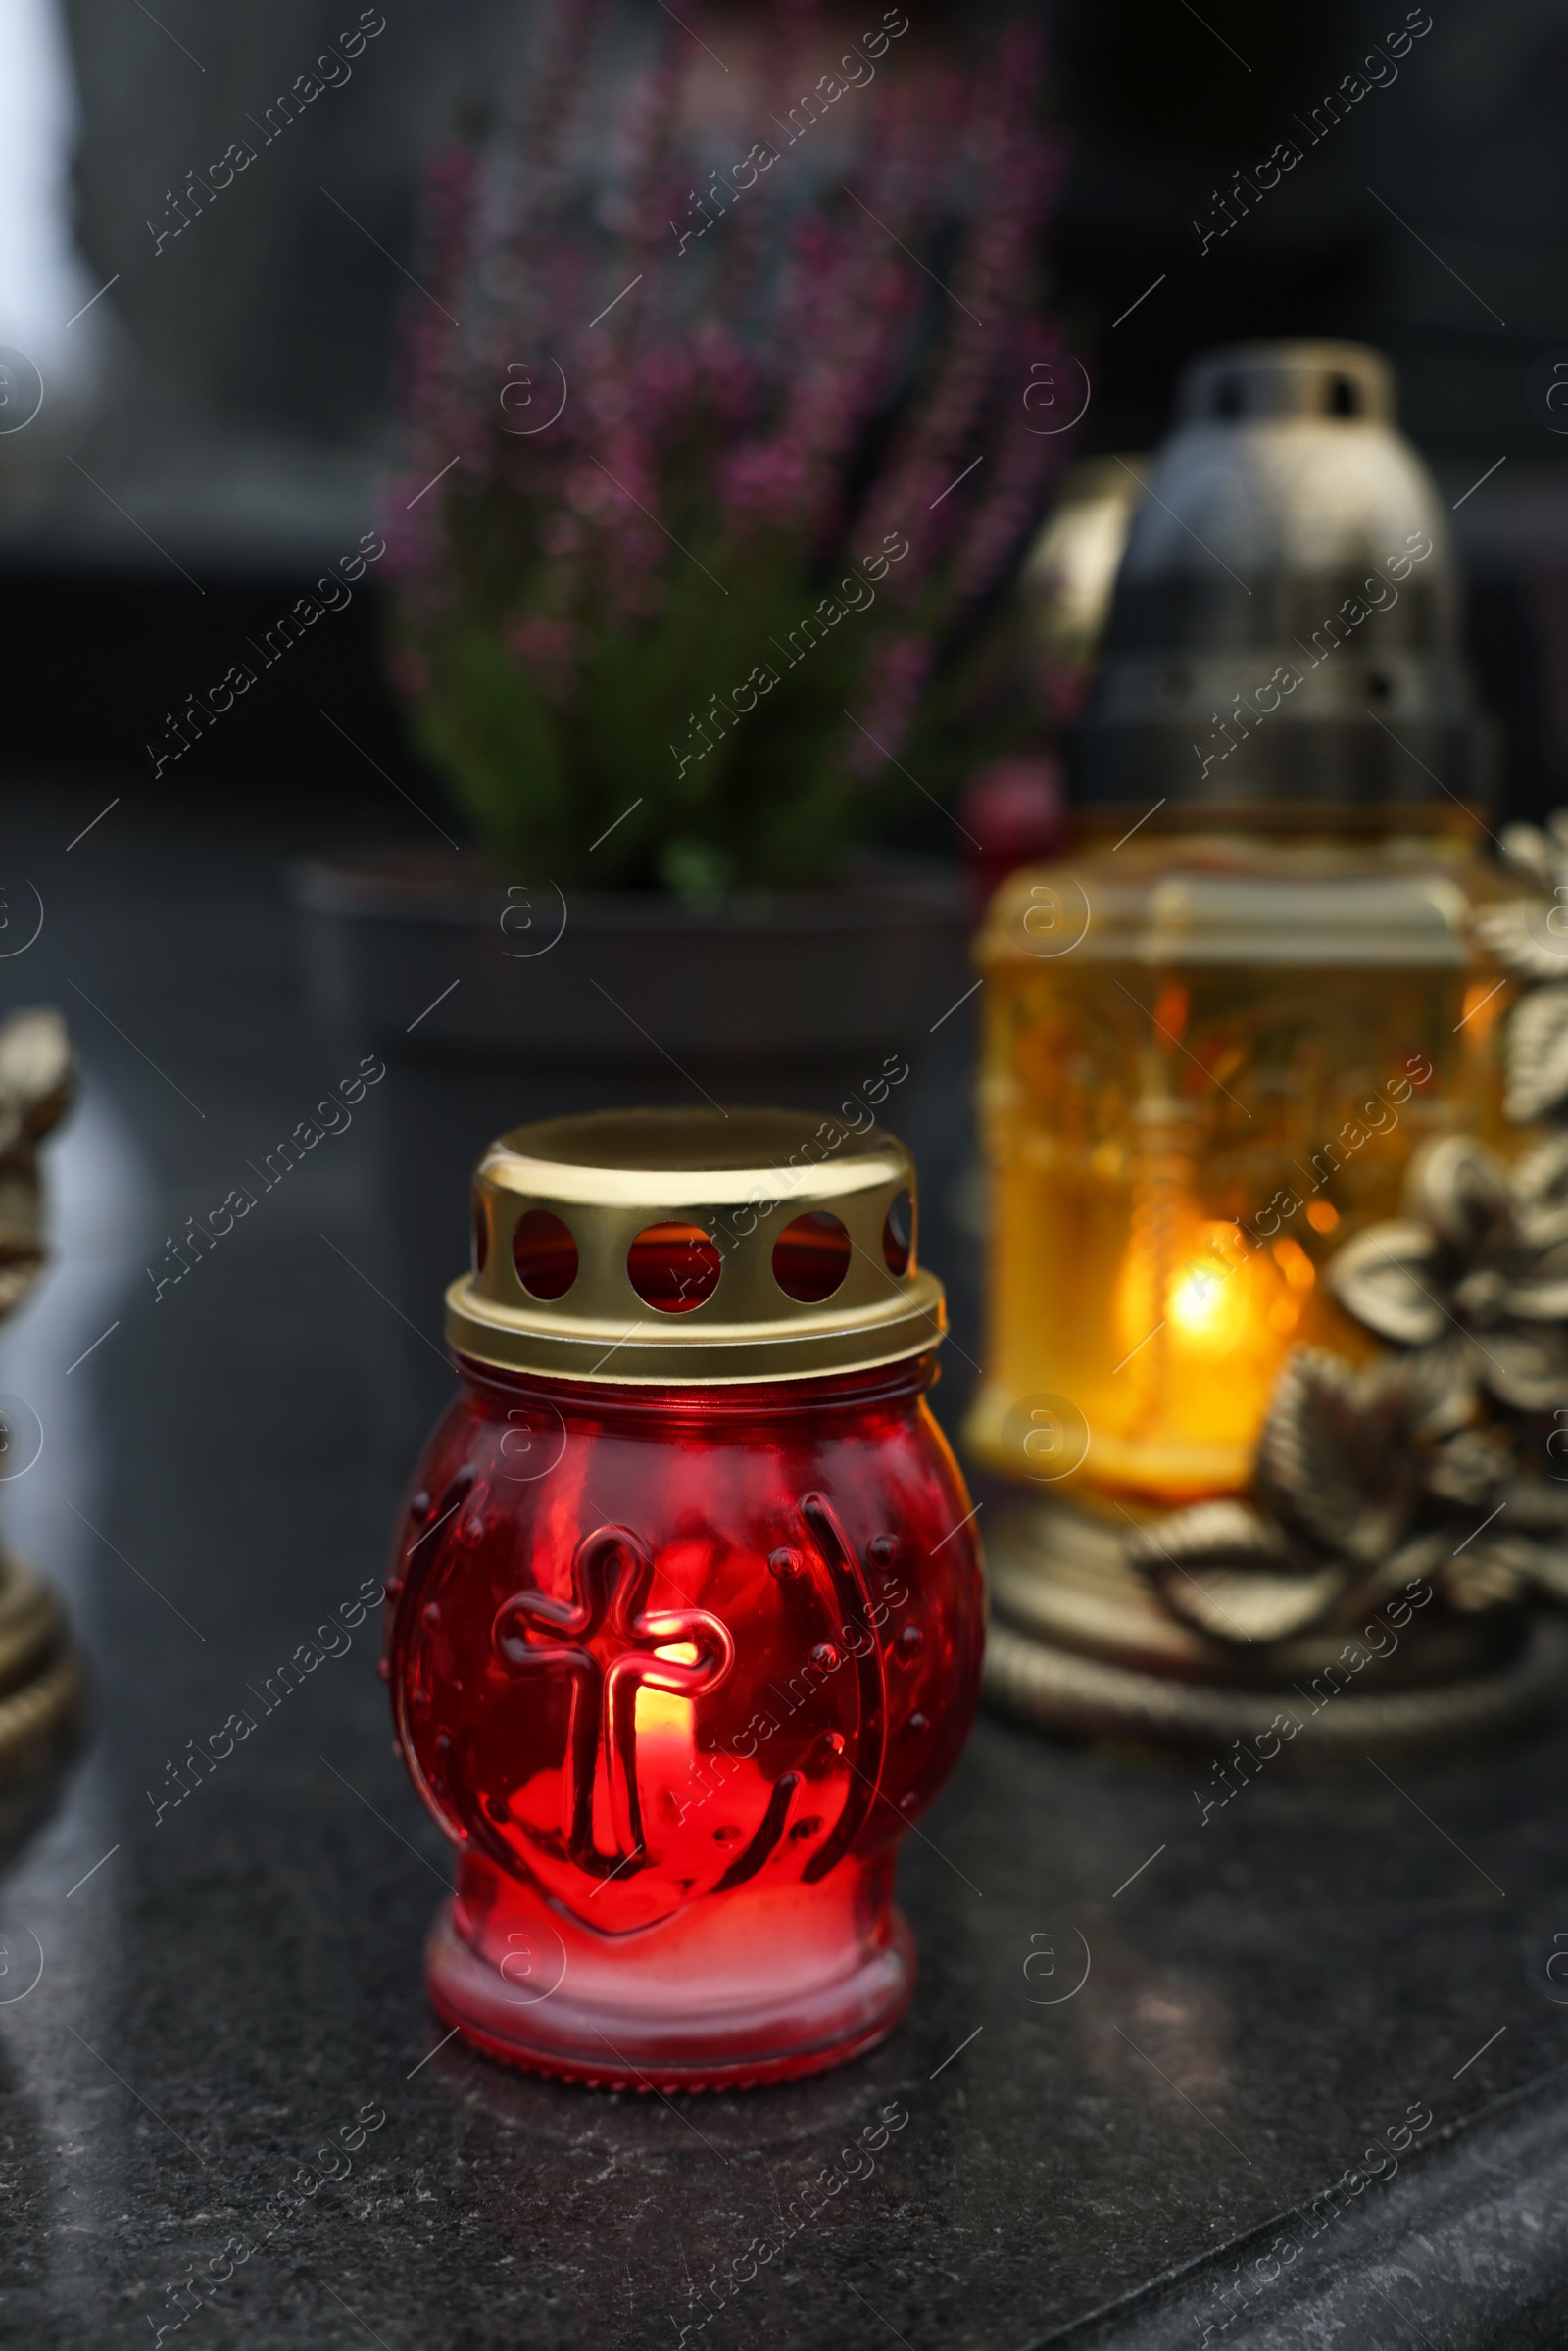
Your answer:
386,1109 -> 984,2087
492,1525 -> 734,1878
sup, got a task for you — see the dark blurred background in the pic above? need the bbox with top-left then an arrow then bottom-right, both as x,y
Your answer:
3,0 -> 1566,822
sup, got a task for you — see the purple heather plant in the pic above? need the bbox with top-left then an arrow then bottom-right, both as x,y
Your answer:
385,0 -> 1076,895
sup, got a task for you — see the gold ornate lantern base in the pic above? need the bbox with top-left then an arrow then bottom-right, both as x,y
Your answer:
984,1498 -> 1568,1758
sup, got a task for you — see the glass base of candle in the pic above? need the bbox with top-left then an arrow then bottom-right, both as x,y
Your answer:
424,1852 -> 916,2090
984,1497 -> 1568,1757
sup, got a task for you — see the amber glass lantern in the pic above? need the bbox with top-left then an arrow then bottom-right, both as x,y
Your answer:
386,1108 -> 984,2087
966,343 -> 1567,1751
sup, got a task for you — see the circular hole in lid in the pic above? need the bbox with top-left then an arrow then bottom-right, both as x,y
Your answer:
1328,374 -> 1359,416
513,1207 -> 578,1300
883,1187 -> 915,1277
772,1211 -> 851,1303
627,1221 -> 721,1313
472,1192 -> 490,1274
1367,670 -> 1393,703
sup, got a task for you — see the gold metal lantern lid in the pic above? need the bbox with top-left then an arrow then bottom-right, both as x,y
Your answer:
1074,338 -> 1488,815
447,1107 -> 945,1385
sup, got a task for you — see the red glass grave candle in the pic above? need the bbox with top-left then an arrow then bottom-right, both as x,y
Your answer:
386,1108 -> 985,2089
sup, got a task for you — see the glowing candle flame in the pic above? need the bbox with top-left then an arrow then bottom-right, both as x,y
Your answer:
636,1641 -> 700,1738
1169,1262 -> 1226,1333
1166,1227 -> 1251,1351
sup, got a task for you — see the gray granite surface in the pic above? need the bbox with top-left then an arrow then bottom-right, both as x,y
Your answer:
1,787 -> 1567,2349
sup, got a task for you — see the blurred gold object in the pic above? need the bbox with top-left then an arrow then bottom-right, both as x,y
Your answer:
1018,455 -> 1147,723
966,832 -> 1511,1510
970,343 -> 1568,1753
0,1008 -> 82,1786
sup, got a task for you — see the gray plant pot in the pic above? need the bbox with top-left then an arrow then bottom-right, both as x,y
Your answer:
289,853 -> 980,1421
293,853 -> 969,1068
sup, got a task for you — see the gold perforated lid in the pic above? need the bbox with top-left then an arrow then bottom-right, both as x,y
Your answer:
447,1106 -> 944,1385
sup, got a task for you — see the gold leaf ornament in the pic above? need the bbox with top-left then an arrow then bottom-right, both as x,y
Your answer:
1254,1348 -> 1421,1566
1125,1500 -> 1348,1644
